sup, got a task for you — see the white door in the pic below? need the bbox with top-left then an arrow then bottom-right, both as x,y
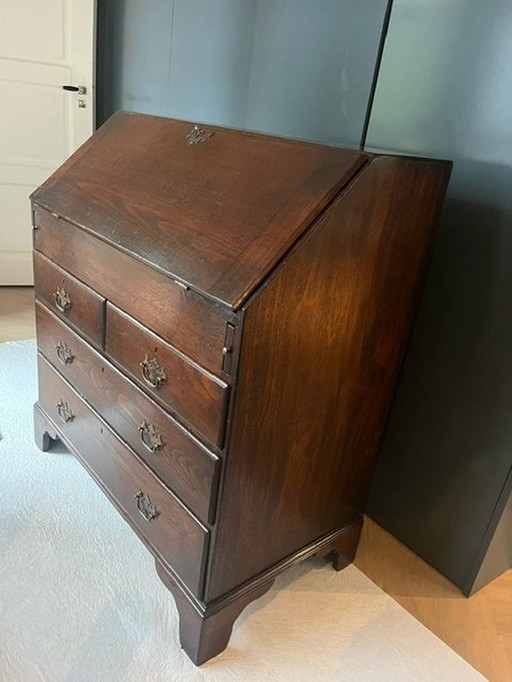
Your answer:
0,0 -> 96,285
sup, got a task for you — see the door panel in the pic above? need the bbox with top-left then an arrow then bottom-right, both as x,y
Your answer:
0,0 -> 95,285
0,0 -> 68,62
0,77 -> 70,164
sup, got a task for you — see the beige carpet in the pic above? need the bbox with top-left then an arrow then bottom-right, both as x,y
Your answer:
0,340 -> 487,681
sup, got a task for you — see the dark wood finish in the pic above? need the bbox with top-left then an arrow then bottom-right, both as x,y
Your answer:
31,113 -> 450,664
36,301 -> 219,524
33,402 -> 60,451
33,207 -> 233,374
316,517 -> 364,571
33,251 -> 104,348
31,111 -> 367,309
36,355 -> 208,596
155,559 -> 274,666
105,303 -> 228,448
206,156 -> 452,600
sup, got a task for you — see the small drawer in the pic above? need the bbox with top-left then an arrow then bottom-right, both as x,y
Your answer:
33,251 -> 104,348
36,301 -> 219,524
36,354 -> 208,597
106,303 -> 228,448
33,206 -> 235,375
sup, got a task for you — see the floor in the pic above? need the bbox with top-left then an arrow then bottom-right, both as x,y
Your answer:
1,285 -> 510,681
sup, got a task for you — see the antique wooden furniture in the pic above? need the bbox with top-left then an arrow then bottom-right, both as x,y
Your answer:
32,112 -> 451,664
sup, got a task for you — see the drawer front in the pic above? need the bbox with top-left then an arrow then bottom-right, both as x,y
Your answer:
33,250 -> 104,348
37,355 -> 208,597
106,303 -> 228,448
33,206 -> 234,375
36,302 -> 219,524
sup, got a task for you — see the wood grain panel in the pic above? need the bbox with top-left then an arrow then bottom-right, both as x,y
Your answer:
36,354 -> 208,597
206,156 -> 452,600
35,301 -> 219,524
31,111 -> 367,307
106,303 -> 228,449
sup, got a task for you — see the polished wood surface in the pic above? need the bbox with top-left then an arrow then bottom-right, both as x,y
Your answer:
106,303 -> 228,448
34,207 -> 232,373
36,301 -> 219,524
155,559 -> 274,666
33,251 -> 104,348
29,115 -> 452,665
36,355 -> 209,597
207,156 -> 451,600
11,281 -> 509,675
32,111 -> 367,308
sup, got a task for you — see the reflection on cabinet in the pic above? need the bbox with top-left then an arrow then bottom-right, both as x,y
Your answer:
33,111 -> 450,663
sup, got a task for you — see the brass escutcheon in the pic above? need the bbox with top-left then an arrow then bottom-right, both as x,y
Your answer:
56,399 -> 74,423
54,286 -> 72,313
134,490 -> 159,522
186,125 -> 214,145
140,355 -> 166,389
55,341 -> 74,365
138,420 -> 163,454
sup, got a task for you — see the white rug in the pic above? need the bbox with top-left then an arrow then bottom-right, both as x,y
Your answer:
0,339 -> 486,682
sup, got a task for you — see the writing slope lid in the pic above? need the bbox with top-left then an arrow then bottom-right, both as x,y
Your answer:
32,111 -> 367,309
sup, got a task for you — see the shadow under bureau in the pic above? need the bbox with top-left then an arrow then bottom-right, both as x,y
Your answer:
32,111 -> 451,665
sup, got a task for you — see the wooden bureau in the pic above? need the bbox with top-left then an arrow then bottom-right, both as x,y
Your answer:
32,112 -> 451,664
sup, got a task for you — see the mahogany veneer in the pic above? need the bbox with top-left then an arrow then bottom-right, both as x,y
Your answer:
32,111 -> 451,664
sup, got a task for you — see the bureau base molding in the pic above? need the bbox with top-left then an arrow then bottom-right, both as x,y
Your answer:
156,519 -> 363,664
34,402 -> 60,452
155,559 -> 274,665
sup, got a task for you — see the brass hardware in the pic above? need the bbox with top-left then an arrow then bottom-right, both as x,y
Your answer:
138,421 -> 163,453
55,341 -> 74,365
54,286 -> 72,313
140,355 -> 166,389
222,323 -> 236,374
134,491 -> 159,522
56,400 -> 74,423
186,125 -> 215,145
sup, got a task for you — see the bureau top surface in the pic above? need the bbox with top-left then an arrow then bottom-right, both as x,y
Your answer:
31,111 -> 366,309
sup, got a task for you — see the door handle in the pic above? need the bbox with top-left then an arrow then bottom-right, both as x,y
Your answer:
62,85 -> 87,95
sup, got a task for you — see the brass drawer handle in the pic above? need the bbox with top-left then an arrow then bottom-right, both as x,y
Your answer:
140,355 -> 166,389
56,399 -> 74,423
134,490 -> 159,522
53,286 -> 72,313
55,341 -> 74,365
138,420 -> 163,453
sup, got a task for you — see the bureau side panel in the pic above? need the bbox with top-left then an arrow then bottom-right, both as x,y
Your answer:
206,156 -> 451,601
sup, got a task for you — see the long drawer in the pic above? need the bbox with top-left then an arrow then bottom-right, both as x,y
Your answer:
105,303 -> 228,449
36,301 -> 219,525
33,205 -> 234,374
36,354 -> 209,597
